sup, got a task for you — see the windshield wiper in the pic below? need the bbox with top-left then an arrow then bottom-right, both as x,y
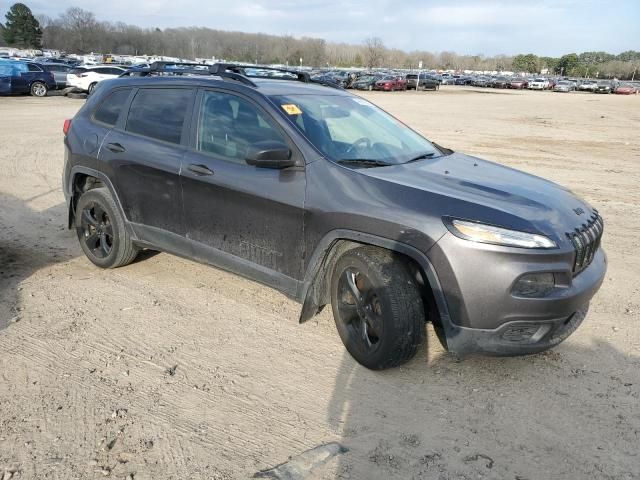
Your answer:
404,152 -> 437,164
337,159 -> 394,168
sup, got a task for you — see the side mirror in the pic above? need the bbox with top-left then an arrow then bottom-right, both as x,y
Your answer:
245,141 -> 295,169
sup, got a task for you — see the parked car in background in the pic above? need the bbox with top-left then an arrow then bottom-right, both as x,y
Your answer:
594,80 -> 616,94
0,60 -> 56,96
39,62 -> 72,89
473,76 -> 491,87
373,75 -> 407,91
491,76 -> 509,89
406,73 -> 440,91
66,65 -> 127,94
577,80 -> 598,92
553,80 -> 576,92
614,83 -> 638,95
509,78 -> 529,89
351,74 -> 381,91
528,78 -> 550,90
311,73 -> 346,88
454,76 -> 473,85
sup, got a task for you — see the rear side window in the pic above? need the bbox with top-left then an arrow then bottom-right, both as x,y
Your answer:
27,64 -> 43,72
126,88 -> 192,144
93,89 -> 132,126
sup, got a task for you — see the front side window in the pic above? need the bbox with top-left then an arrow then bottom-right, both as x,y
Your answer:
93,89 -> 131,126
270,94 -> 441,165
197,91 -> 286,164
27,64 -> 42,72
126,88 -> 192,144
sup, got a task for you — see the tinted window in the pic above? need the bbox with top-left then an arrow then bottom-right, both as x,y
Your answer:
197,91 -> 286,164
48,65 -> 70,72
94,89 -> 131,126
126,88 -> 192,144
27,63 -> 43,72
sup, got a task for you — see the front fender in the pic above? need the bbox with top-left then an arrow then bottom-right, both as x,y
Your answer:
297,230 -> 452,332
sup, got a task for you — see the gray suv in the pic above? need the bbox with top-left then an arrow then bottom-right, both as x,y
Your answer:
62,64 -> 606,370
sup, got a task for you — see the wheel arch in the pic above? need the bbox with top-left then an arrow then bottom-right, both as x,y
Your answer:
67,166 -> 133,237
298,230 -> 453,345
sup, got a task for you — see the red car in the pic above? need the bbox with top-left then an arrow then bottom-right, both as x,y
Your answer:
509,78 -> 529,89
373,75 -> 407,91
614,84 -> 638,95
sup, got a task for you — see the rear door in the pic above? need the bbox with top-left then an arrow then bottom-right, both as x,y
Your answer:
99,87 -> 195,240
180,88 -> 306,288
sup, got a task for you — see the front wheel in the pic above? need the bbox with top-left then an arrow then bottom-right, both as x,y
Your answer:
30,81 -> 48,97
75,188 -> 138,268
87,82 -> 97,94
331,247 -> 425,370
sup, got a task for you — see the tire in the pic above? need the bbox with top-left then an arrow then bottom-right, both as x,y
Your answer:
30,81 -> 48,97
75,187 -> 138,269
67,92 -> 88,100
330,246 -> 425,370
87,82 -> 97,94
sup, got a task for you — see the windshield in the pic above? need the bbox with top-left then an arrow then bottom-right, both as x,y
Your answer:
270,94 -> 441,165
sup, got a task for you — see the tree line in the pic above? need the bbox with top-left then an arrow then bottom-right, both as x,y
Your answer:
1,3 -> 638,79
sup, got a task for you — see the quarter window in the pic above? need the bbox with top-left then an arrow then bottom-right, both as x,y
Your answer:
93,89 -> 131,126
197,91 -> 286,164
126,88 -> 192,144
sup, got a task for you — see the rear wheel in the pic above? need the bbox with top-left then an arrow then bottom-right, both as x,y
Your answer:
30,81 -> 47,97
331,247 -> 425,370
87,82 -> 97,94
75,188 -> 138,269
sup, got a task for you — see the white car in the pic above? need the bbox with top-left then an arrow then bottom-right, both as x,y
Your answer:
66,66 -> 126,93
528,78 -> 550,90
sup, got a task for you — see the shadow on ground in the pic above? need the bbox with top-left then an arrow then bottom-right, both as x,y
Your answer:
326,334 -> 640,480
0,191 -> 75,329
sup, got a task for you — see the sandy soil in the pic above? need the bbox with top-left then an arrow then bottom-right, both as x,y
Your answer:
0,87 -> 639,480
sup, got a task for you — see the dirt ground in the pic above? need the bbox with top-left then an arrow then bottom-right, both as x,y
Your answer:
0,86 -> 639,480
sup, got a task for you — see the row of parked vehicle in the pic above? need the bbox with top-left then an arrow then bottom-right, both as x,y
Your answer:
309,70 -> 442,92
453,74 -> 639,94
2,56 -> 638,97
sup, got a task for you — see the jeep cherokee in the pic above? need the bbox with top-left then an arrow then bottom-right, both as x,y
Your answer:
62,63 -> 606,370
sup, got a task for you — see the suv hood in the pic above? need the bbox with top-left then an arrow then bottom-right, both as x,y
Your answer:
360,152 -> 594,241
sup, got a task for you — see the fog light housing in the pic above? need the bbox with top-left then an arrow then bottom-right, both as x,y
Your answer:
512,273 -> 555,298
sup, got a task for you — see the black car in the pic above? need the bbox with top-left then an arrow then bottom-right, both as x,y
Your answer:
351,74 -> 381,91
63,63 -> 606,370
406,73 -> 440,91
594,81 -> 616,94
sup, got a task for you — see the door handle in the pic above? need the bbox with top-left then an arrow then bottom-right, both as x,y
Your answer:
105,142 -> 126,153
187,164 -> 214,176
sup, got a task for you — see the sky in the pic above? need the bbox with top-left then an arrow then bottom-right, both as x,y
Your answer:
12,0 -> 640,56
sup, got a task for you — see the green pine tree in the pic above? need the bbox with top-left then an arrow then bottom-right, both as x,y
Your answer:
3,3 -> 42,49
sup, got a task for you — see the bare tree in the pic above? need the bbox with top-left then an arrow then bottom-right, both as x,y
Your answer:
59,7 -> 97,53
363,37 -> 385,68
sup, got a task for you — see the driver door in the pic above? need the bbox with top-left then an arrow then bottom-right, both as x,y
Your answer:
180,89 -> 306,293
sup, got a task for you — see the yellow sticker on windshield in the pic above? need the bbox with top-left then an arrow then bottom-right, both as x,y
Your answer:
281,104 -> 302,115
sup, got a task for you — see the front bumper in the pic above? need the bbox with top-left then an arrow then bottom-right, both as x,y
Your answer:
427,232 -> 607,355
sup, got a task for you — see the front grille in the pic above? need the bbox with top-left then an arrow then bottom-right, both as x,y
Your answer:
566,211 -> 604,275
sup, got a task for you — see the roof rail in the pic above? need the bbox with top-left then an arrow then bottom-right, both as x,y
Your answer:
118,61 -> 342,90
210,63 -> 343,90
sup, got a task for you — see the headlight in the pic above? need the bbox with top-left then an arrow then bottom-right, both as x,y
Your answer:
446,219 -> 557,249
